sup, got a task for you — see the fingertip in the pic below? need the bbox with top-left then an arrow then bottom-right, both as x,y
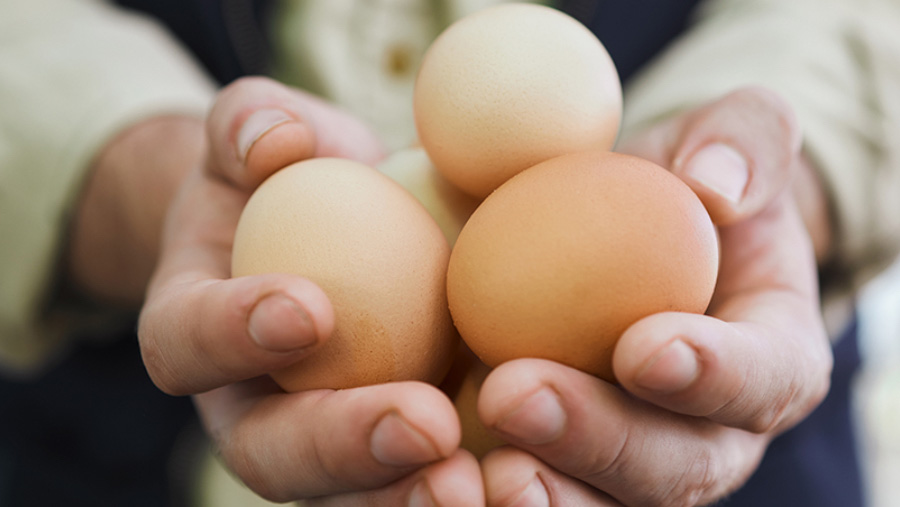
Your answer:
614,312 -> 713,398
247,292 -> 320,352
241,117 -> 317,185
478,359 -> 547,426
670,86 -> 802,225
361,382 -> 461,468
399,382 -> 462,459
631,339 -> 701,395
679,142 -> 749,225
481,447 -> 548,507
243,275 -> 335,354
416,449 -> 483,507
206,77 -> 318,190
370,411 -> 444,468
482,447 -> 622,507
278,277 -> 335,344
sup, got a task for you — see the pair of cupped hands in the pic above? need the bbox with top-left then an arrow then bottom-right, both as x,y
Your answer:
138,77 -> 833,506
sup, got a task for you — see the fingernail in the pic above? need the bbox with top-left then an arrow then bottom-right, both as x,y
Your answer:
683,143 -> 749,204
248,293 -> 318,352
237,108 -> 294,161
408,479 -> 437,507
371,412 -> 442,467
509,476 -> 550,507
495,387 -> 566,445
634,339 -> 700,394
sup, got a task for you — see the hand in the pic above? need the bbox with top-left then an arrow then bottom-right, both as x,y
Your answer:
477,87 -> 834,506
137,77 -> 483,505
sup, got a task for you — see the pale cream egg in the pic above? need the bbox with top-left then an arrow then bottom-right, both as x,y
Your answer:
414,3 -> 622,199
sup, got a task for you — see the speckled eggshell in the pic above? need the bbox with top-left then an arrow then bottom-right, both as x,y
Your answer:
232,158 -> 458,391
446,151 -> 719,382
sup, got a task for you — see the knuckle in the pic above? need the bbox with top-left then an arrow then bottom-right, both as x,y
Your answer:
223,425 -> 291,502
726,86 -> 801,153
138,332 -> 185,396
800,339 -> 834,416
311,425 -> 355,489
748,373 -> 801,434
708,341 -> 821,434
580,427 -> 631,485
664,447 -> 720,507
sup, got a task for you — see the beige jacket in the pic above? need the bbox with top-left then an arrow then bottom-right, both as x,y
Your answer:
2,0 -> 899,373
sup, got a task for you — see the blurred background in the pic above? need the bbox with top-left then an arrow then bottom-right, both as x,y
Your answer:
856,258 -> 900,507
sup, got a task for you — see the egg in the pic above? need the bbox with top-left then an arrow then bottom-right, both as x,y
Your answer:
377,147 -> 480,246
446,151 -> 719,382
231,158 -> 458,391
414,3 -> 622,199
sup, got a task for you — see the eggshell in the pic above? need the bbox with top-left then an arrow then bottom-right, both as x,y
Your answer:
414,3 -> 622,199
232,158 -> 458,391
377,147 -> 480,246
446,151 -> 719,382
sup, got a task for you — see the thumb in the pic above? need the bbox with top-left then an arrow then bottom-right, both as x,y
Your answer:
670,87 -> 802,225
206,76 -> 386,190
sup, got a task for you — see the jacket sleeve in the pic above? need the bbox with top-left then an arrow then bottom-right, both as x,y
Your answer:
619,0 -> 900,333
0,0 -> 215,374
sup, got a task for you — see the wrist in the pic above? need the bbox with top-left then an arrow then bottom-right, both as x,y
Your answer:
66,115 -> 206,307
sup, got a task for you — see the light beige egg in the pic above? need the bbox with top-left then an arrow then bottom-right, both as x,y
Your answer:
414,3 -> 622,199
447,151 -> 719,382
232,158 -> 458,391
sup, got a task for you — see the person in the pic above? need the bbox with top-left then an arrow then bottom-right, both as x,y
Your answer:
1,0 -> 899,505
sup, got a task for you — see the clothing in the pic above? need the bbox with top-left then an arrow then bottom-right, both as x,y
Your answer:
1,0 -> 898,505
0,0 -> 215,374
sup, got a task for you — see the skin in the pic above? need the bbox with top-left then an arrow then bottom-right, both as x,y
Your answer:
68,79 -> 833,505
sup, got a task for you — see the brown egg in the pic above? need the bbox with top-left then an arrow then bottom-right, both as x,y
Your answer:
414,3 -> 622,199
447,151 -> 719,382
231,158 -> 458,391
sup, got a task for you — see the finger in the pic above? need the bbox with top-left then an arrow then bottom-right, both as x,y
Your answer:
614,194 -> 832,432
207,76 -> 386,189
139,273 -> 334,395
674,86 -> 801,225
195,380 -> 462,503
479,359 -> 768,506
621,86 -> 801,226
482,447 -> 622,506
302,449 -> 483,507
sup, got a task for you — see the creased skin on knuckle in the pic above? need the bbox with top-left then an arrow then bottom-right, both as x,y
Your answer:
706,343 -> 799,435
138,332 -> 183,395
665,448 -> 719,507
707,363 -> 753,430
757,366 -> 804,434
776,341 -> 833,434
310,420 -> 353,490
580,425 -> 631,487
222,421 -> 288,503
